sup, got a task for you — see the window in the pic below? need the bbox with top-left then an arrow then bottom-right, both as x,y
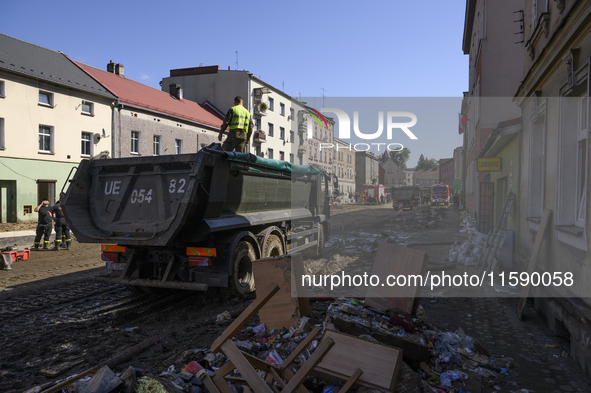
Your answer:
299,156 -> 303,165
81,101 -> 94,115
280,127 -> 285,140
131,131 -> 140,154
531,0 -> 548,32
153,135 -> 161,156
556,91 -> 588,249
280,151 -> 285,161
290,131 -> 294,143
268,123 -> 274,137
39,125 -> 52,152
268,97 -> 274,111
280,103 -> 285,116
0,81 -> 4,97
81,132 -> 92,156
175,139 -> 183,155
290,153 -> 294,163
39,91 -> 53,106
0,118 -> 4,148
268,148 -> 274,159
255,117 -> 261,131
290,108 -> 294,120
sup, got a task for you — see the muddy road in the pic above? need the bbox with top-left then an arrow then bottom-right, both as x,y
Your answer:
3,203 -> 435,390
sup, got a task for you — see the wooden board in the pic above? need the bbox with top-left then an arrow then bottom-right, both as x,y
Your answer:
517,209 -> 552,320
313,330 -> 402,392
252,254 -> 310,329
364,243 -> 427,315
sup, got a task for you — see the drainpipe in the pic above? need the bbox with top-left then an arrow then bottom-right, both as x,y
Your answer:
118,104 -> 123,158
111,100 -> 117,158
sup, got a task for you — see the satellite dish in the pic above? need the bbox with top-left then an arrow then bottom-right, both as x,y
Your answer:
94,133 -> 101,143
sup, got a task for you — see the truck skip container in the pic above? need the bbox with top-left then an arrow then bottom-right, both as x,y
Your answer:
62,143 -> 330,295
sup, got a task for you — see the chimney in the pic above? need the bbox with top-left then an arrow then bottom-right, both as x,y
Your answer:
115,63 -> 124,77
169,84 -> 183,100
228,66 -> 231,70
107,61 -> 124,76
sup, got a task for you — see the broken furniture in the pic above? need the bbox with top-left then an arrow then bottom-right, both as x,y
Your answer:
365,242 -> 427,316
313,330 -> 402,392
203,282 -> 338,393
251,254 -> 311,330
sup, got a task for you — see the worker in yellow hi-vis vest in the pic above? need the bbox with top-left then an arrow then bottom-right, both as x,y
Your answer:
218,96 -> 254,153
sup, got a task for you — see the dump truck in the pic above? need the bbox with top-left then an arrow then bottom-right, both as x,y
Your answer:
62,144 -> 330,296
391,186 -> 422,210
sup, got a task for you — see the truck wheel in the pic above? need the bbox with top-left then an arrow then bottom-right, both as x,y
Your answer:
231,241 -> 256,296
263,234 -> 284,258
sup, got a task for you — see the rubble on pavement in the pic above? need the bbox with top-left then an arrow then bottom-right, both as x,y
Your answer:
30,294 -> 523,393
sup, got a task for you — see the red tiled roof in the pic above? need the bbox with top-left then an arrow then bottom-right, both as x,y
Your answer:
67,57 -> 223,129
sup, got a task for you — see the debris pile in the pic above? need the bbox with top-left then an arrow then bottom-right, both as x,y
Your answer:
30,292 -> 519,393
448,213 -> 486,267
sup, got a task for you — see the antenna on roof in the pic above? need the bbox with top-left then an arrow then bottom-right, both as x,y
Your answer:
235,51 -> 238,70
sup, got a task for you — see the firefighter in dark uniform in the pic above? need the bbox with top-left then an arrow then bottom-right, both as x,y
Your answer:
51,193 -> 71,250
33,198 -> 53,250
218,96 -> 254,153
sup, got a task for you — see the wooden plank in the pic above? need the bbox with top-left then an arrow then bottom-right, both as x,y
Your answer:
252,254 -> 310,329
517,209 -> 552,320
283,368 -> 311,393
282,337 -> 335,393
280,326 -> 321,370
364,243 -> 427,315
313,330 -> 402,392
269,367 -> 286,388
213,361 -> 237,393
211,282 -> 279,353
200,375 -> 222,393
220,340 -> 274,393
340,368 -> 363,393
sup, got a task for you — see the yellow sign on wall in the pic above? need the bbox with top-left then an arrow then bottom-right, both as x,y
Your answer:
477,157 -> 502,172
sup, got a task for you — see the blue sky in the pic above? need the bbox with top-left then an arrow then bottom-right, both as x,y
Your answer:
2,0 -> 468,164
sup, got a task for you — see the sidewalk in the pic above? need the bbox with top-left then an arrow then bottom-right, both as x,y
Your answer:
0,229 -> 58,248
423,208 -> 591,392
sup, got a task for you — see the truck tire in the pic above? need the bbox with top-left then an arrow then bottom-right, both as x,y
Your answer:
263,234 -> 284,258
231,241 -> 256,296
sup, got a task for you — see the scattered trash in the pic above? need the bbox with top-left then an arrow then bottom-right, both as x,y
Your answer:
216,310 -> 232,322
125,327 -> 139,332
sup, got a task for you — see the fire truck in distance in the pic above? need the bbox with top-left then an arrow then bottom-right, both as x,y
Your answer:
430,184 -> 450,206
362,184 -> 385,204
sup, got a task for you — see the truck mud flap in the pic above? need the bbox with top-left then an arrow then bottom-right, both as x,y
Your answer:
96,276 -> 209,291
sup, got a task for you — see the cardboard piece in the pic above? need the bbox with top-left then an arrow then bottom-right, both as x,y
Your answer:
252,254 -> 311,329
364,243 -> 427,315
313,330 -> 402,392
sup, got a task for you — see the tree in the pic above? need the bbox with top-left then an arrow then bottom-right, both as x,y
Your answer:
417,154 -> 425,166
416,156 -> 439,171
389,147 -> 411,169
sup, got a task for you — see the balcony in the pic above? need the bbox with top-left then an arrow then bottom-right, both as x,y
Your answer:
253,131 -> 267,143
298,146 -> 307,155
254,102 -> 267,116
298,122 -> 307,134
